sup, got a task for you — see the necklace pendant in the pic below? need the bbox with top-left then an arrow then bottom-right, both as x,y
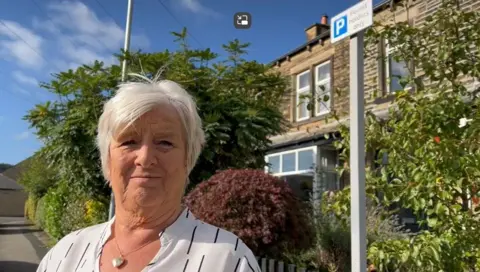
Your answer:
112,257 -> 125,268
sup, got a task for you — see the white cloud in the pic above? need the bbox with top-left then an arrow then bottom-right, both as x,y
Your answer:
12,71 -> 38,86
0,20 -> 44,68
57,37 -> 117,67
179,0 -> 220,17
30,1 -> 150,70
12,86 -> 31,96
15,131 -> 30,140
1,0 -> 151,76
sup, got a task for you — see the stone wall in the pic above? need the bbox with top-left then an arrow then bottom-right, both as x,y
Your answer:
271,0 -> 480,139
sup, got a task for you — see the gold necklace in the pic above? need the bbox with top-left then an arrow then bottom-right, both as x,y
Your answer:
112,237 -> 158,268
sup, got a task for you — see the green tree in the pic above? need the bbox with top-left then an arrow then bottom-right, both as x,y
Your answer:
24,30 -> 289,198
18,151 -> 57,198
325,1 -> 480,271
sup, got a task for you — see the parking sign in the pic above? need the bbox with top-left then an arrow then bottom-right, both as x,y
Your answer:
333,15 -> 348,39
330,0 -> 373,44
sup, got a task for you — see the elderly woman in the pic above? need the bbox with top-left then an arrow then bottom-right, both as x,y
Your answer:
37,78 -> 260,272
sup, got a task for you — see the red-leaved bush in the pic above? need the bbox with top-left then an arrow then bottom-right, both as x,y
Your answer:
184,169 -> 314,258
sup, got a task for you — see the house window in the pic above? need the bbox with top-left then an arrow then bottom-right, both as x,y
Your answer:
266,147 -> 317,201
315,61 -> 332,116
296,70 -> 311,121
386,42 -> 411,92
265,147 -> 316,176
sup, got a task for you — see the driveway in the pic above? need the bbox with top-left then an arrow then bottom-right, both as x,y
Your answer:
0,217 -> 50,272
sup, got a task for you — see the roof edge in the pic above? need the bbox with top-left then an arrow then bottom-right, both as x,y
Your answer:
268,0 -> 396,67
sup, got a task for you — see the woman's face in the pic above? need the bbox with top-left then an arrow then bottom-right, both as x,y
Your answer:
108,105 -> 187,213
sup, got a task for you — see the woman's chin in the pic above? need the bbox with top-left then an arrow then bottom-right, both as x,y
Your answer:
130,192 -> 165,208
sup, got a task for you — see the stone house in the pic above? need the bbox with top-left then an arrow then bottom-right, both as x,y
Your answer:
264,0 -> 479,225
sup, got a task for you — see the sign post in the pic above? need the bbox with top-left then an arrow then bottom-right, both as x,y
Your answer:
330,1 -> 372,271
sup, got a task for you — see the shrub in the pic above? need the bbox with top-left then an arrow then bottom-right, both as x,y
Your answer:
62,193 -> 109,234
184,168 -> 314,259
284,204 -> 410,271
35,196 -> 46,229
84,198 -> 108,225
43,181 -> 69,241
25,195 -> 37,222
62,193 -> 90,235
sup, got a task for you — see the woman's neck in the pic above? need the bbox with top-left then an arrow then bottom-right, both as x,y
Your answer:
113,204 -> 183,237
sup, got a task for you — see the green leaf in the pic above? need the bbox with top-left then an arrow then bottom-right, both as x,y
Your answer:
427,217 -> 438,228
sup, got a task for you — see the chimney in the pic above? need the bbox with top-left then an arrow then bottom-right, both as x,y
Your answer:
321,15 -> 328,25
305,14 -> 330,41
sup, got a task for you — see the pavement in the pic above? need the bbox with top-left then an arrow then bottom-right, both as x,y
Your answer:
0,217 -> 50,272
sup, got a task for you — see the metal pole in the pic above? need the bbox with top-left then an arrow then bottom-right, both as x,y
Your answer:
349,30 -> 366,272
121,0 -> 134,82
109,0 -> 134,220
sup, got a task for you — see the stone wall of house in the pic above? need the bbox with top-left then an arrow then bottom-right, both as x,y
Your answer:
271,0 -> 479,136
271,39 -> 335,124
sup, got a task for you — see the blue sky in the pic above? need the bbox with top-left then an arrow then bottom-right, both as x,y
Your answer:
0,0 -> 384,165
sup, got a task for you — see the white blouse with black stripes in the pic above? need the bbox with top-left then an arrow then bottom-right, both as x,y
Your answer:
36,209 -> 261,272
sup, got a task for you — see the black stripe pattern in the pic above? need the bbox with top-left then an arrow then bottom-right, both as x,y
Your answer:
197,255 -> 205,272
186,226 -> 197,254
183,259 -> 190,272
65,243 -> 74,258
214,228 -> 220,243
74,243 -> 90,272
36,209 -> 263,272
55,260 -> 62,272
234,258 -> 241,272
244,256 -> 255,272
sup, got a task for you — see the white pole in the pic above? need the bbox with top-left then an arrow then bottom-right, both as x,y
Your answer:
349,30 -> 367,272
109,0 -> 134,220
121,0 -> 134,82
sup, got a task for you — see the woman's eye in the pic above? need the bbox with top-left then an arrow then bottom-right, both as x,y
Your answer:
156,140 -> 173,147
121,140 -> 136,146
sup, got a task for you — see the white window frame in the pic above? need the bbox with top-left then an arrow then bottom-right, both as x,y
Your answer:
265,146 -> 317,176
315,61 -> 332,116
385,41 -> 412,93
296,70 -> 311,121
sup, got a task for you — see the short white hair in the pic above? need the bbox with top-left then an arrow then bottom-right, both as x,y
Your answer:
96,76 -> 205,181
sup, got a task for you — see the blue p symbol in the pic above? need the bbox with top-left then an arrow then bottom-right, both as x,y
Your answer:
333,15 -> 348,38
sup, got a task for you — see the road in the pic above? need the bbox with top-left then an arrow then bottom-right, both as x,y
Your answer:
0,217 -> 49,272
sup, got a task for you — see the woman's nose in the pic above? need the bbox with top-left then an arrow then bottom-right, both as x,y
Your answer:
134,143 -> 157,167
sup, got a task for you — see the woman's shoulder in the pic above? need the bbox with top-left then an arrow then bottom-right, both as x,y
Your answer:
184,219 -> 260,271
37,221 -> 110,271
52,221 -> 110,250
193,219 -> 253,255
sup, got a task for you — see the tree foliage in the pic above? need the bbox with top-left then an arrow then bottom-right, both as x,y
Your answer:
325,1 -> 480,271
184,169 -> 314,259
18,151 -> 57,198
23,30 -> 289,199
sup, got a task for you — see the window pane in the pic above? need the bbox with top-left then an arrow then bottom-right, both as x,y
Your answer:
298,150 -> 315,171
297,94 -> 309,119
298,71 -> 310,89
316,81 -> 331,114
282,152 -> 296,172
389,56 -> 409,92
316,62 -> 331,81
267,155 -> 280,174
